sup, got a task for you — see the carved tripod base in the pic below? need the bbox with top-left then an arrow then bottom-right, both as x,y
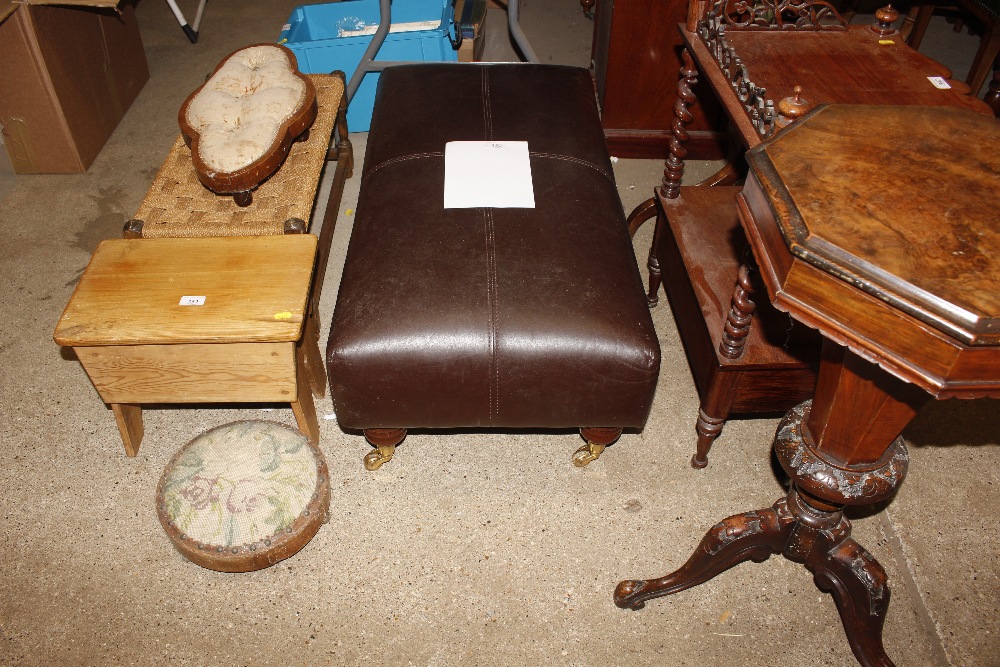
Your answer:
615,403 -> 909,667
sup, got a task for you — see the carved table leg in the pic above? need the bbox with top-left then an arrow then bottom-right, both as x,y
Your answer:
617,341 -> 929,667
363,427 -> 406,470
615,497 -> 795,607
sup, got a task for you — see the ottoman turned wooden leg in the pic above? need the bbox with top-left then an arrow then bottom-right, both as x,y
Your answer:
573,427 -> 622,467
363,428 -> 407,471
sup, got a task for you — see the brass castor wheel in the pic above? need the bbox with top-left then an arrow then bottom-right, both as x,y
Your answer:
572,442 -> 606,467
363,444 -> 395,471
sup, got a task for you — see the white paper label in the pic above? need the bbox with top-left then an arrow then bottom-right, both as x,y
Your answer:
927,76 -> 951,89
444,141 -> 535,209
179,295 -> 206,306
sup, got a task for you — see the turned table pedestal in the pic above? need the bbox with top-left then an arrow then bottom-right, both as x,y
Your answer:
615,104 -> 1000,667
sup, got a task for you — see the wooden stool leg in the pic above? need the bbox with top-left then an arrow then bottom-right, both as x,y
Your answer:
111,403 -> 144,457
299,309 -> 327,398
290,361 -> 320,444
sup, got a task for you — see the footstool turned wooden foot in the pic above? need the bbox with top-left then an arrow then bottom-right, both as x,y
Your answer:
574,427 -> 622,467
363,428 -> 406,471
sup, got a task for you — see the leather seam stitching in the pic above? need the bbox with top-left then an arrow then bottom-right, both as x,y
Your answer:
530,152 -> 614,182
362,152 -> 443,184
483,67 -> 498,423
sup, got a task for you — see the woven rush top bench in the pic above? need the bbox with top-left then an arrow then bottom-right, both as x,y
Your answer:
128,73 -> 346,239
326,64 -> 660,470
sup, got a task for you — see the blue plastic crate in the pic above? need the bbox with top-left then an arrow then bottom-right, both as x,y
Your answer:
279,0 -> 459,132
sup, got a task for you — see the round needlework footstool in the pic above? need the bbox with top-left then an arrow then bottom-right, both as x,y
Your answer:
156,420 -> 330,572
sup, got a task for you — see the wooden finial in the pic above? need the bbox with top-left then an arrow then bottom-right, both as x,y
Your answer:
776,86 -> 810,128
872,4 -> 900,37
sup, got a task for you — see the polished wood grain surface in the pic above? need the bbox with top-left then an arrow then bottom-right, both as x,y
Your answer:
74,342 -> 297,404
54,235 -> 316,346
680,25 -> 993,154
749,105 -> 999,346
591,0 -> 724,158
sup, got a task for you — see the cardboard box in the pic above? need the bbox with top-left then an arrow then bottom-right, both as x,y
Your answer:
0,0 -> 148,173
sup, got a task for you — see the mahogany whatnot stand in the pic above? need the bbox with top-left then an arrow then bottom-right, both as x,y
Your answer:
635,0 -> 995,467
615,104 -> 1000,667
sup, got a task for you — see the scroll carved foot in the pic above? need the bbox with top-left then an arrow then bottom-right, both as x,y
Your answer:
615,486 -> 899,667
362,428 -> 406,471
809,533 -> 894,667
614,499 -> 794,609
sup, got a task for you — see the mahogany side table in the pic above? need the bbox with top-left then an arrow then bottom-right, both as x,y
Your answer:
615,104 -> 1000,667
630,0 -> 996,467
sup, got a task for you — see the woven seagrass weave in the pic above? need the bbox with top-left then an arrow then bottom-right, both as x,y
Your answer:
134,74 -> 343,237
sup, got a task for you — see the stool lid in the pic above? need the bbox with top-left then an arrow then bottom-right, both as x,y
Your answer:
156,420 -> 329,572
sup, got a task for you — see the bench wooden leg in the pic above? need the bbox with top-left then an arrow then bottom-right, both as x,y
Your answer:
299,309 -> 327,398
111,403 -> 144,457
290,361 -> 320,444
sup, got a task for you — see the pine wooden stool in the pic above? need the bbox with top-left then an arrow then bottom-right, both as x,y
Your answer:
53,235 -> 319,456
156,420 -> 330,572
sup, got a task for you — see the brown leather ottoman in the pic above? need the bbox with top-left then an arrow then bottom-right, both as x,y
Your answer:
326,64 -> 660,470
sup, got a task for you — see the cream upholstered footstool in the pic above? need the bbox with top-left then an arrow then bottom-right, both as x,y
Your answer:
179,43 -> 318,207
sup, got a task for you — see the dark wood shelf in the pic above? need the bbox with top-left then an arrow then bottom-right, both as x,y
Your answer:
655,186 -> 820,418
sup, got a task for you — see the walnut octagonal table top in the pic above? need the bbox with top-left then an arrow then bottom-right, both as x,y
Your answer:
746,104 -> 999,347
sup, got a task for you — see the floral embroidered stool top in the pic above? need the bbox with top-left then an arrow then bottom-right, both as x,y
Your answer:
156,421 -> 330,572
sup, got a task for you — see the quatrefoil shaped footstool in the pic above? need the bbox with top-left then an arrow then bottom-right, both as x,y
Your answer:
179,43 -> 317,206
326,64 -> 660,470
